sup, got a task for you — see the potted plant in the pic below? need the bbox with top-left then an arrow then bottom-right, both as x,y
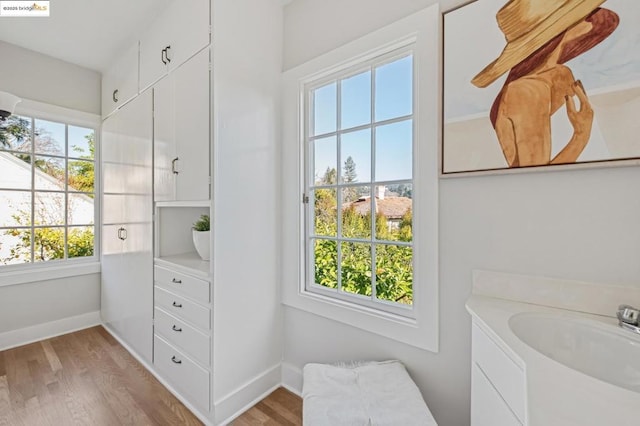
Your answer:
192,214 -> 210,261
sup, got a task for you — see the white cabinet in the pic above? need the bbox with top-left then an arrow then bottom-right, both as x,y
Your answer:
101,41 -> 139,118
139,0 -> 210,91
154,49 -> 210,202
101,90 -> 154,362
471,322 -> 525,426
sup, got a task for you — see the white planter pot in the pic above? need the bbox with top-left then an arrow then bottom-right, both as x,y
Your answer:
192,230 -> 210,261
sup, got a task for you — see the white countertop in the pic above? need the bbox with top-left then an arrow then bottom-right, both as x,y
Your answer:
467,295 -> 640,426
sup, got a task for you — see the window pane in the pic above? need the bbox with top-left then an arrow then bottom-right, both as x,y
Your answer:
68,159 -> 95,193
34,192 -> 65,226
0,153 -> 31,189
68,226 -> 94,258
0,115 -> 31,152
375,56 -> 413,122
313,189 -> 336,237
0,191 -> 31,227
313,136 -> 337,185
341,241 -> 372,297
341,70 -> 371,130
33,227 -> 65,262
0,228 -> 31,265
375,244 -> 413,305
312,82 -> 337,136
68,193 -> 95,225
341,129 -> 371,183
34,156 -> 65,190
342,186 -> 371,239
34,119 -> 65,156
374,184 -> 412,242
68,126 -> 94,159
313,239 -> 337,289
375,120 -> 412,181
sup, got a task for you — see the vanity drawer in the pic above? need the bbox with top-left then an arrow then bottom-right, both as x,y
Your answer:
155,286 -> 210,330
154,335 -> 209,410
154,265 -> 209,303
154,308 -> 210,366
472,323 -> 525,423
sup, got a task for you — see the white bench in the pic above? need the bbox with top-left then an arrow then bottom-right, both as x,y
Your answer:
302,360 -> 438,426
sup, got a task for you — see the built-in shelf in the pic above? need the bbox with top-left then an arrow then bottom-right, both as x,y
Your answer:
155,200 -> 211,208
155,254 -> 210,279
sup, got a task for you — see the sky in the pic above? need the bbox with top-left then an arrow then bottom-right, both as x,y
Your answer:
311,55 -> 413,187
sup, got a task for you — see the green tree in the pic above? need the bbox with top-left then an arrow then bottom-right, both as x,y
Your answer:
68,132 -> 95,195
0,116 -> 30,149
343,156 -> 357,183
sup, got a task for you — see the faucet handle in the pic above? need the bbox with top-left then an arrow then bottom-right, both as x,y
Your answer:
617,305 -> 640,325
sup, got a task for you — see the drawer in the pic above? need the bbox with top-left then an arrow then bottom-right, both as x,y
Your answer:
154,265 -> 209,303
472,323 -> 526,423
154,335 -> 209,410
155,286 -> 210,330
155,308 -> 210,366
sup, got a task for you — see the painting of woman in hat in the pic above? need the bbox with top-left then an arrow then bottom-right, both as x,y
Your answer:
472,0 -> 620,168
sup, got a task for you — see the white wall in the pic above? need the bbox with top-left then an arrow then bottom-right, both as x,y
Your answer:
212,0 -> 283,422
0,41 -> 101,115
282,2 -> 640,426
0,41 -> 101,341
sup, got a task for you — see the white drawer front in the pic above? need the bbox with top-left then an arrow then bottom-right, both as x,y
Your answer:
155,308 -> 210,366
471,364 -> 522,426
155,286 -> 210,330
154,335 -> 209,410
472,323 -> 526,423
154,265 -> 209,303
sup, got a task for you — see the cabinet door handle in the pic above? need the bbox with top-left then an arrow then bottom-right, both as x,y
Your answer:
172,301 -> 183,308
171,356 -> 182,364
172,325 -> 182,332
171,278 -> 182,284
117,227 -> 126,241
161,48 -> 167,65
165,45 -> 172,63
113,89 -> 119,103
171,157 -> 179,175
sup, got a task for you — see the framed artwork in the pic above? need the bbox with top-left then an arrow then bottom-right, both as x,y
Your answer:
442,0 -> 640,175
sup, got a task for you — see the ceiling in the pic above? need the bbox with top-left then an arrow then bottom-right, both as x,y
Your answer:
0,0 -> 170,72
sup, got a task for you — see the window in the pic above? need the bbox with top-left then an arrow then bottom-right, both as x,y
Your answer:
305,50 -> 415,316
0,114 -> 97,266
282,6 -> 438,351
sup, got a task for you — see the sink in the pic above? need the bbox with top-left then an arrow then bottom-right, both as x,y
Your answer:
509,312 -> 640,393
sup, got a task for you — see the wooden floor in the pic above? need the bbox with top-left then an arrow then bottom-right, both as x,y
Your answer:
0,326 -> 302,426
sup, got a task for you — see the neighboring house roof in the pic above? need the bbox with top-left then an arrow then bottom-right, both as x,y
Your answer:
344,196 -> 412,220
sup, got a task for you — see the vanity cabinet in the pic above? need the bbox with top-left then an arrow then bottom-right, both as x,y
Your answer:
101,90 -> 154,363
139,0 -> 210,91
471,322 -> 526,426
154,48 -> 210,202
101,41 -> 139,118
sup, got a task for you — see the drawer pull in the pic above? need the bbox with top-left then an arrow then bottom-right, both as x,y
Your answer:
172,278 -> 182,284
171,356 -> 182,364
172,325 -> 182,332
172,301 -> 183,308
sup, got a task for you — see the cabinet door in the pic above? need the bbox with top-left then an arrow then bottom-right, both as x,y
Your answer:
101,91 -> 154,363
101,41 -> 139,118
154,48 -> 210,202
174,48 -> 210,200
165,0 -> 210,72
471,364 -> 522,426
139,10 -> 171,91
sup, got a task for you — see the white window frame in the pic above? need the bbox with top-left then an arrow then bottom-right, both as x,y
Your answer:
281,5 -> 440,352
0,98 -> 101,286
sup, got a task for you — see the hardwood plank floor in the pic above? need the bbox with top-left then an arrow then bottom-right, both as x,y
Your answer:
233,388 -> 302,426
0,326 -> 303,426
0,326 -> 202,426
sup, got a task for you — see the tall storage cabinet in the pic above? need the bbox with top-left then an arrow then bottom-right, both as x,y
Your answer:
101,91 -> 154,363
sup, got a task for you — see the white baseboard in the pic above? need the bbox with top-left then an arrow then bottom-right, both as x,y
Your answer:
281,361 -> 303,396
0,310 -> 101,352
216,363 -> 282,425
100,324 -> 214,426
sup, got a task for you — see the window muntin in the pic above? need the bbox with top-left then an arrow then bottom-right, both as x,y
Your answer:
305,50 -> 415,315
0,115 -> 96,266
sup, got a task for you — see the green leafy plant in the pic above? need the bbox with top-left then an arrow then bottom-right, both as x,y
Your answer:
193,214 -> 210,232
